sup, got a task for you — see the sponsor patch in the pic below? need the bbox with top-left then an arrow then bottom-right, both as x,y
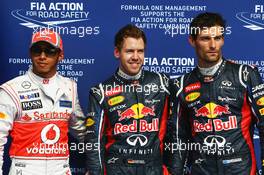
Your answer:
259,108 -> 264,116
127,159 -> 145,164
0,112 -> 6,119
15,162 -> 26,167
19,93 -> 40,100
185,92 -> 200,102
185,82 -> 201,93
108,96 -> 124,106
20,114 -> 32,121
21,81 -> 31,89
21,100 -> 43,111
59,100 -> 72,108
223,158 -> 242,164
257,97 -> 264,106
105,86 -> 123,97
86,118 -> 95,126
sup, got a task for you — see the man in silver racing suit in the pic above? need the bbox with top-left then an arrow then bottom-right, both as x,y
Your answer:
0,29 -> 86,175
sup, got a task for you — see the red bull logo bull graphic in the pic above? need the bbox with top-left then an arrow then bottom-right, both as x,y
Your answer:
114,103 -> 157,135
194,103 -> 231,118
193,116 -> 237,132
118,103 -> 155,121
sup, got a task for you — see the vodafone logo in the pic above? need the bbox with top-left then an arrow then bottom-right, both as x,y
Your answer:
41,124 -> 60,144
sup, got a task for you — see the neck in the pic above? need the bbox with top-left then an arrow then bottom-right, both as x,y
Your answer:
117,68 -> 142,80
198,55 -> 222,68
198,59 -> 223,76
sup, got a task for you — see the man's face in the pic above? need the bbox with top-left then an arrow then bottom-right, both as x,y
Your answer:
30,42 -> 63,78
189,26 -> 224,68
114,37 -> 145,76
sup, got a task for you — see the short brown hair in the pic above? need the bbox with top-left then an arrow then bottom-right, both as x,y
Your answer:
114,24 -> 147,50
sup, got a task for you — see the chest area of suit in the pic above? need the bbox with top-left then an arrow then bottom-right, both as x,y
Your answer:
180,77 -> 246,131
103,83 -> 167,133
17,85 -> 73,122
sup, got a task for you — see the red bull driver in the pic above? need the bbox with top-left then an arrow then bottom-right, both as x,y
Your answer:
166,12 -> 264,175
85,24 -> 171,175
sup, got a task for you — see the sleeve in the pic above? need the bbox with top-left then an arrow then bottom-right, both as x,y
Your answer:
0,89 -> 17,175
69,82 -> 86,142
244,65 -> 264,173
85,86 -> 105,175
164,76 -> 191,175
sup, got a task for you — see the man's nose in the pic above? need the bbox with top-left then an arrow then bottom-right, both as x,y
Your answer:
132,51 -> 139,59
209,39 -> 216,49
40,51 -> 47,59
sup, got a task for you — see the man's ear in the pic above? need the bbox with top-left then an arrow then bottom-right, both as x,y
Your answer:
58,50 -> 64,61
114,47 -> 120,59
188,35 -> 195,47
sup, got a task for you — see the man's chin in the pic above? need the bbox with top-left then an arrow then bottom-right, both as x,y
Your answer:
206,56 -> 220,62
127,68 -> 141,76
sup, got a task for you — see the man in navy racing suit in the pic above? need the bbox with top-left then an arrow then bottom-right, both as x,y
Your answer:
85,24 -> 170,175
166,12 -> 264,175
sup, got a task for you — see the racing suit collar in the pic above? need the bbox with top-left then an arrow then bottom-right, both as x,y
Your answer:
198,59 -> 223,76
115,68 -> 144,84
117,68 -> 142,80
27,67 -> 70,99
195,58 -> 227,83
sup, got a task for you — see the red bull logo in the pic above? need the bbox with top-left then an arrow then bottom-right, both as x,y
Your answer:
114,118 -> 159,135
194,103 -> 231,118
193,116 -> 237,132
118,103 -> 155,121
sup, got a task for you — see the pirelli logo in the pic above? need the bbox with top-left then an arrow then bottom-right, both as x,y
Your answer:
21,100 -> 43,111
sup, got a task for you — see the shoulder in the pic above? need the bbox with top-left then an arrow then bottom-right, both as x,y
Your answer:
88,75 -> 116,102
144,70 -> 170,86
57,74 -> 77,88
1,74 -> 29,89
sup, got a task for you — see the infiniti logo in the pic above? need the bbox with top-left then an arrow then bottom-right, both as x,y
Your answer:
204,135 -> 226,148
126,134 -> 148,146
221,81 -> 232,87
